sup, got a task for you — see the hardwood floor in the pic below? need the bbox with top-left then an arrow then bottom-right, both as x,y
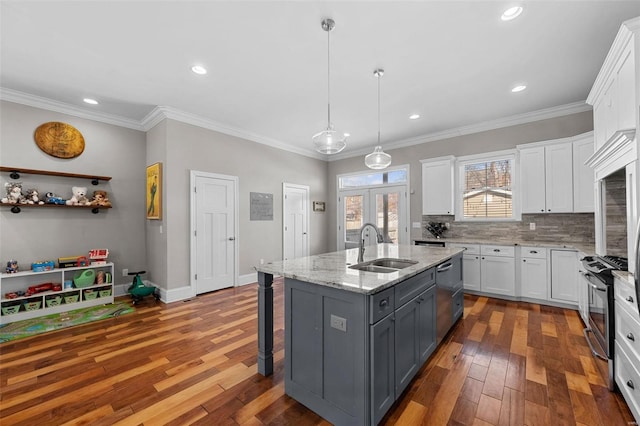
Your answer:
0,279 -> 635,425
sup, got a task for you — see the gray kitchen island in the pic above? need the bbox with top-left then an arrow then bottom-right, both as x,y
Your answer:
255,243 -> 463,425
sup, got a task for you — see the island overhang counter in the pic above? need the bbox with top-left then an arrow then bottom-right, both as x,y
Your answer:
255,244 -> 463,425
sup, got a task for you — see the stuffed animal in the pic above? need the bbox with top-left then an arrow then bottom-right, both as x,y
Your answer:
24,188 -> 45,205
44,192 -> 66,205
1,182 -> 26,204
66,186 -> 89,206
89,190 -> 112,207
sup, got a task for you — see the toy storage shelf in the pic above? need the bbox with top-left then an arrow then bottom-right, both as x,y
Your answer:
0,263 -> 115,325
0,166 -> 112,214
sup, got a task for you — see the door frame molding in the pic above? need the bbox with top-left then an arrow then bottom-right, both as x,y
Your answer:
190,170 -> 239,297
282,182 -> 310,260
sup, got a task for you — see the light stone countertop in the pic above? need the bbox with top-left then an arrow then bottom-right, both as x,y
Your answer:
613,270 -> 635,287
254,243 -> 463,295
414,238 -> 595,257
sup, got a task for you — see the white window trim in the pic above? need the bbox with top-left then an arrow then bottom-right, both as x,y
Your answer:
455,150 -> 521,222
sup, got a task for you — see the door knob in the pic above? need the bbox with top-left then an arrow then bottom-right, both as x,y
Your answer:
228,237 -> 236,241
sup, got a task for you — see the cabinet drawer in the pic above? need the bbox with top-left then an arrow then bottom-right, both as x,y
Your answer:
370,287 -> 395,324
480,245 -> 515,257
395,268 -> 435,308
615,299 -> 640,362
615,275 -> 639,318
615,342 -> 640,422
447,243 -> 480,255
519,246 -> 547,259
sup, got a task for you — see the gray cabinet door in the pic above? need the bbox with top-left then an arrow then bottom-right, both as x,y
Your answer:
371,314 -> 395,425
418,285 -> 437,363
395,297 -> 420,396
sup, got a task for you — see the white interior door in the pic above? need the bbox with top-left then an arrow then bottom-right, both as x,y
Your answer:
192,172 -> 238,294
283,183 -> 309,260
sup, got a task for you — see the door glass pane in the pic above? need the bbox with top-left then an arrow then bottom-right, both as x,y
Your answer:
345,195 -> 364,245
375,192 -> 399,244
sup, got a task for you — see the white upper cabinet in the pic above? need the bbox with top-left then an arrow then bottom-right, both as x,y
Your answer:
421,156 -> 454,215
587,18 -> 638,151
572,134 -> 595,213
520,142 -> 573,213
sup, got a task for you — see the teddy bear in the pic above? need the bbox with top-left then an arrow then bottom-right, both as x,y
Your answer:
89,190 -> 112,207
24,188 -> 45,205
66,186 -> 90,206
1,182 -> 26,204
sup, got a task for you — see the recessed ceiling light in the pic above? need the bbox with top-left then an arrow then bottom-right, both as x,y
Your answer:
511,84 -> 527,93
409,114 -> 420,120
83,98 -> 98,105
191,65 -> 207,75
501,6 -> 523,21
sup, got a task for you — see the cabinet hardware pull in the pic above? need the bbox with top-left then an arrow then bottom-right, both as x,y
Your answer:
523,259 -> 526,262
627,380 -> 635,390
627,296 -> 635,303
379,299 -> 388,308
437,263 -> 452,272
228,237 -> 236,241
493,249 -> 500,252
627,333 -> 635,342
530,250 -> 538,254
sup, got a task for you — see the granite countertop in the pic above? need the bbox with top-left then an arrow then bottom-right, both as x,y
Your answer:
254,243 -> 463,295
414,237 -> 595,256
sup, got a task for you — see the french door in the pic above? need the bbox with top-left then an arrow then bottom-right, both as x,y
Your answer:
338,185 -> 407,250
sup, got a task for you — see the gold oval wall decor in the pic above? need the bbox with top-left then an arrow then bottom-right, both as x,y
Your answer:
34,122 -> 85,159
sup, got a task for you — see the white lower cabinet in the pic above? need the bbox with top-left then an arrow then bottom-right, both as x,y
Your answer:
520,247 -> 548,300
480,245 -> 515,297
446,243 -> 480,292
550,250 -> 578,304
615,274 -> 640,424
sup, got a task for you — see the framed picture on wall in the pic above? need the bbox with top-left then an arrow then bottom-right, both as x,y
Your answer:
146,162 -> 162,220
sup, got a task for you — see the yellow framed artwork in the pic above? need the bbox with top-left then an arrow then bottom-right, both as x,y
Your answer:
146,162 -> 162,220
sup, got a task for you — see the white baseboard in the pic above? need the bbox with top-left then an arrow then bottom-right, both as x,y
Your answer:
238,272 -> 258,286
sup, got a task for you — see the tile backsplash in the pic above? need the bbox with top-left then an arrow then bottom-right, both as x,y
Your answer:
422,213 -> 595,245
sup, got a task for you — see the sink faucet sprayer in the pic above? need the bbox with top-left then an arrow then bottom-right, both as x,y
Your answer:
358,223 -> 385,263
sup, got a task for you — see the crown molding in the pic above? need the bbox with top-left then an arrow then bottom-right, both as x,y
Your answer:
141,106 -> 326,160
0,88 -> 144,130
329,100 -> 592,161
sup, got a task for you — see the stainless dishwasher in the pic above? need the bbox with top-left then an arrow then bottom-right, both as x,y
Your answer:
435,254 -> 463,344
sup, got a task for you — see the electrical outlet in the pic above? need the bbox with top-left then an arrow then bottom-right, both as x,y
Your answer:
529,222 -> 536,230
330,314 -> 347,332
122,268 -> 128,277
412,222 -> 421,229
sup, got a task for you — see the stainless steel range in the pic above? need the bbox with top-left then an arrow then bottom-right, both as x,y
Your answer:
581,255 -> 628,390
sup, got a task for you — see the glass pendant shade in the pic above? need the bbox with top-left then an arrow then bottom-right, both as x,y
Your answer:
313,18 -> 347,155
365,146 -> 392,169
313,126 -> 347,154
366,68 -> 392,169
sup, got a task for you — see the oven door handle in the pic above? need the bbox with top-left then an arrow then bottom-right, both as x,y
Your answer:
583,327 -> 608,361
588,282 -> 607,292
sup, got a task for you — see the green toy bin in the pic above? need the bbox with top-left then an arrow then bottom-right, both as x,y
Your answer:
73,270 -> 95,288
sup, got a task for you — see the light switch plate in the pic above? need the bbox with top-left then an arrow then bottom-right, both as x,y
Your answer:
412,222 -> 421,228
529,222 -> 536,230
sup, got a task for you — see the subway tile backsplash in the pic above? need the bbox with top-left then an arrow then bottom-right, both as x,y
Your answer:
422,213 -> 595,245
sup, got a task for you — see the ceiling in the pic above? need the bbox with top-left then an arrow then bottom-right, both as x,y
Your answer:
1,1 -> 639,160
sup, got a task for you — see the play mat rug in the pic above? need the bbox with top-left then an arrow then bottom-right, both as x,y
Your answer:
0,302 -> 134,343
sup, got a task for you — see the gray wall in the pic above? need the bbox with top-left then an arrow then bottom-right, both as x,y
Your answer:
0,101 -> 146,284
327,110 -> 594,250
157,119 -> 329,291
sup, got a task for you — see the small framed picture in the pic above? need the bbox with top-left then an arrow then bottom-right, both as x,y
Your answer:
146,162 -> 162,220
313,201 -> 325,212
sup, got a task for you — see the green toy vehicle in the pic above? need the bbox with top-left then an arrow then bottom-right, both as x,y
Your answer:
127,271 -> 160,305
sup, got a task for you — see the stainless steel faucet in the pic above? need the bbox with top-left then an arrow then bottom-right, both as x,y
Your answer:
358,222 -> 385,263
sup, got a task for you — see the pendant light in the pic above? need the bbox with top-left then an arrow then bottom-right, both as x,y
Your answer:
365,69 -> 392,170
312,18 -> 347,155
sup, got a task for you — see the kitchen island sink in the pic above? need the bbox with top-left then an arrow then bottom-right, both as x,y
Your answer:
255,244 -> 463,425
